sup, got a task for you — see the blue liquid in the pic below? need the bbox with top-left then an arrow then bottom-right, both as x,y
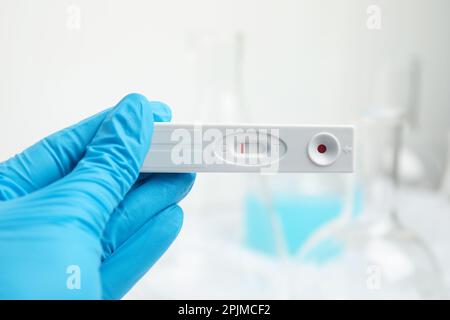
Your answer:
244,189 -> 362,259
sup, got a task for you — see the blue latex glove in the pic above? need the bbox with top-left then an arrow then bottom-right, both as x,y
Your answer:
0,93 -> 195,299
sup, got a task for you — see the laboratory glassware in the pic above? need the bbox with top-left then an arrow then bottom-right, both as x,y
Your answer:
295,58 -> 445,299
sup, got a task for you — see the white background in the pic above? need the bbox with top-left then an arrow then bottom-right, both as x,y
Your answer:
1,0 -> 449,163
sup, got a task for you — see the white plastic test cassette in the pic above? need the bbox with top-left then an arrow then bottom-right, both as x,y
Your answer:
141,123 -> 354,173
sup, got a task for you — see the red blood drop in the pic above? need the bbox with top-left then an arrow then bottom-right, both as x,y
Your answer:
317,144 -> 327,154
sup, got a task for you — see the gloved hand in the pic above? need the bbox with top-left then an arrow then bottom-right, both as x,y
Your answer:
0,93 -> 195,299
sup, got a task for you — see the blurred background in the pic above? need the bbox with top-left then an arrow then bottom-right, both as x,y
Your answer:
1,0 -> 450,299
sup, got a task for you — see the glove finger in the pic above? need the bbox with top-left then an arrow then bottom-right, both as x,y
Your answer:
44,94 -> 165,234
150,102 -> 172,122
101,173 -> 195,260
0,98 -> 171,201
100,204 -> 183,300
0,110 -> 108,201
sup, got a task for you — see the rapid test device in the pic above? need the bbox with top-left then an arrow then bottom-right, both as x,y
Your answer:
141,123 -> 354,173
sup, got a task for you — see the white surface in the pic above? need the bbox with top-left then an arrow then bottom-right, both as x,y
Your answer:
125,186 -> 450,299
